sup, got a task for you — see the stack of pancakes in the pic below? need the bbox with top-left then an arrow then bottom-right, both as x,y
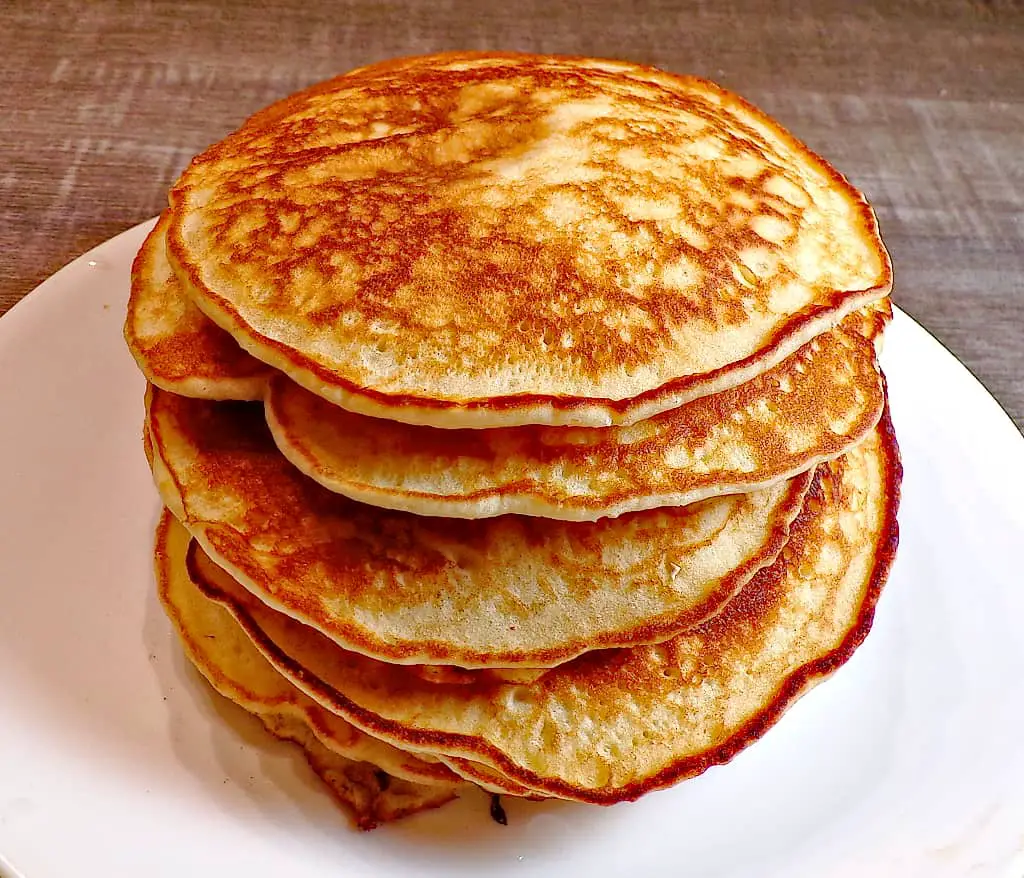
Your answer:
125,53 -> 900,830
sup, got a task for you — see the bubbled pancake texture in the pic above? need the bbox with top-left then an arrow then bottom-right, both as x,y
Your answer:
129,52 -> 901,822
167,51 -> 891,428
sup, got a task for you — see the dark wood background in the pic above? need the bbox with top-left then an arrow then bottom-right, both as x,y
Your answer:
2,0 -> 1022,427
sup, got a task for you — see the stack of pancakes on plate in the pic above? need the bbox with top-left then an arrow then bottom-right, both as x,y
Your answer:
125,52 -> 901,830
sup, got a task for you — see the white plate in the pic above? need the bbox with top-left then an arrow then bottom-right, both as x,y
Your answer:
2,220 -> 1024,878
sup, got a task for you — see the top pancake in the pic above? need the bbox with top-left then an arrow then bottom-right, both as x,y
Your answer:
167,51 -> 891,428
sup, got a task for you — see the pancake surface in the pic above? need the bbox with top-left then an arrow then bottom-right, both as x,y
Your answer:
155,509 -> 461,787
266,314 -> 883,520
125,213 -> 272,400
189,413 -> 901,803
168,51 -> 891,428
146,385 -> 812,667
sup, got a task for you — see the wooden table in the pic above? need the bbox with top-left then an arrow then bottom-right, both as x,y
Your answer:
3,0 -> 1022,428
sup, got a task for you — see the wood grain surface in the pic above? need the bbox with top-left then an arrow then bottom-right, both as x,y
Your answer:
2,0 -> 1021,427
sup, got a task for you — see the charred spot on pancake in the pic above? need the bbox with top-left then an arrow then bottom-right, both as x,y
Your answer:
489,794 -> 508,825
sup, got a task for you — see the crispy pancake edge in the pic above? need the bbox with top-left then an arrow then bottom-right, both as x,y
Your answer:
125,213 -> 272,401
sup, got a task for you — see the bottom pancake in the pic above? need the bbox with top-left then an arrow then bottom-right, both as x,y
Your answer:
183,412 -> 901,804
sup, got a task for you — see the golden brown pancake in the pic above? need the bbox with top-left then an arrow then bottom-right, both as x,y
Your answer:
266,315 -> 883,520
182,412 -> 901,803
850,295 -> 892,348
155,509 -> 461,787
176,521 -> 550,801
124,213 -> 272,400
167,51 -> 891,428
145,385 -> 813,668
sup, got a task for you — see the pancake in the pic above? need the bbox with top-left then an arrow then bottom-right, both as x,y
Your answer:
145,385 -> 813,668
167,518 -> 547,799
167,51 -> 891,429
175,535 -> 583,801
257,712 -> 457,829
155,509 -> 462,788
125,213 -> 272,401
185,412 -> 901,803
266,315 -> 883,520
176,510 -> 549,798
